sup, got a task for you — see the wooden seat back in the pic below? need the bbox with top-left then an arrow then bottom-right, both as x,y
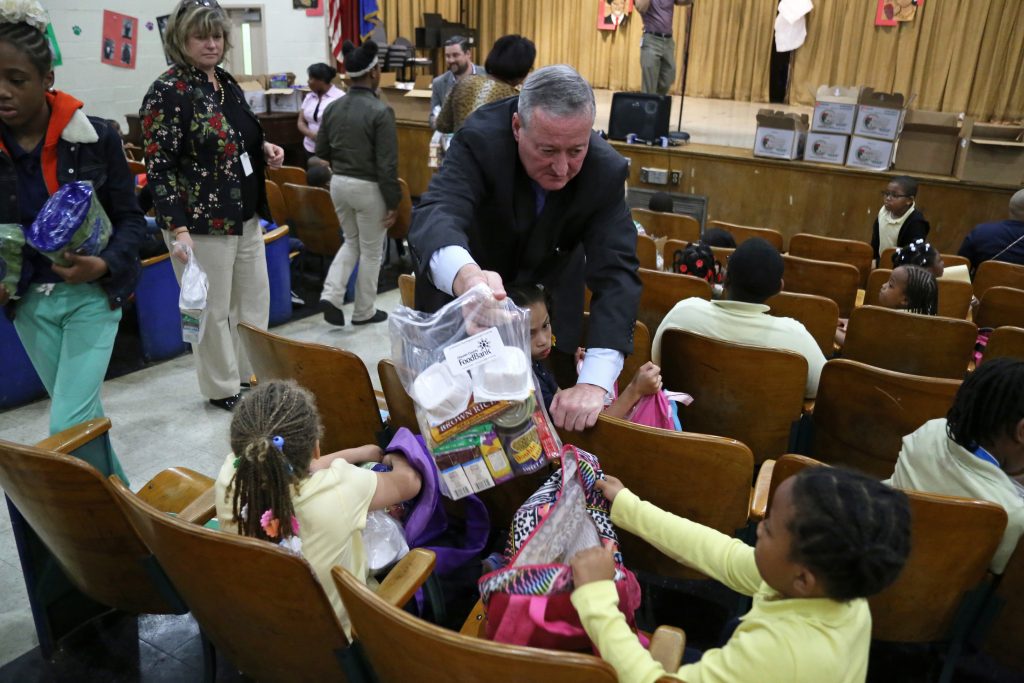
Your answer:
632,208 -> 700,243
761,455 -> 1007,643
789,233 -> 873,288
127,159 -> 146,177
879,247 -> 970,271
636,233 -> 658,270
660,329 -> 807,463
398,272 -> 416,308
981,543 -> 1024,670
265,179 -> 289,226
378,358 -> 419,434
565,415 -> 753,580
842,305 -> 976,379
973,260 -> 1024,301
637,268 -> 712,336
864,268 -> 974,319
390,178 -> 413,240
267,164 -> 307,187
110,478 -> 355,683
781,254 -> 860,317
974,286 -> 1024,330
281,182 -> 342,257
811,359 -> 960,478
333,565 -> 618,683
765,291 -> 839,357
983,325 -> 1024,362
238,322 -> 384,451
707,219 -> 784,251
0,419 -> 186,615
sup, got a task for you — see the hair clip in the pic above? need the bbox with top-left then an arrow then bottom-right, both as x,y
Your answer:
260,509 -> 280,538
272,435 -> 285,450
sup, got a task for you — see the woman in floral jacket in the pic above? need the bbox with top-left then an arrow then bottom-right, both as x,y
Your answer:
141,0 -> 284,411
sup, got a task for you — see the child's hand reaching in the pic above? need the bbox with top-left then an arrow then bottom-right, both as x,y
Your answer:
628,361 -> 663,396
570,545 -> 616,587
595,475 -> 624,503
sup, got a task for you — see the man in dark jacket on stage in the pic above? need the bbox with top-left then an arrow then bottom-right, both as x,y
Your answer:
409,65 -> 641,432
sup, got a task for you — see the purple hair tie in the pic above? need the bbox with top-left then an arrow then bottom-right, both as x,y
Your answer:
272,435 -> 285,450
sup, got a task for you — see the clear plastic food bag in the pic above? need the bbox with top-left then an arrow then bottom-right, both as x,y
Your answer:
0,224 -> 25,298
363,510 -> 411,573
389,284 -> 561,500
24,181 -> 111,267
176,242 -> 209,345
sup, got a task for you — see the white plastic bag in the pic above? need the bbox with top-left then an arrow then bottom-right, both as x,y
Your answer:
176,242 -> 209,345
362,511 -> 410,573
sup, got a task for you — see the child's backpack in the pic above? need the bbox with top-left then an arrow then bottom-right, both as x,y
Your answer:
478,445 -> 642,650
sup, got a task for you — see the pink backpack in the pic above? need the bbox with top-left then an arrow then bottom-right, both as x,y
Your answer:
478,445 -> 642,650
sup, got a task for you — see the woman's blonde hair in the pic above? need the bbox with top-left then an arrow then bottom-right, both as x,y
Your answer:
163,1 -> 232,68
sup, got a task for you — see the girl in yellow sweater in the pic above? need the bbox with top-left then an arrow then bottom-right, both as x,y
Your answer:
570,467 -> 911,683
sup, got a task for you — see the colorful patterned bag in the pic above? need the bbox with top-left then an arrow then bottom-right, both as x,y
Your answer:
478,445 -> 642,650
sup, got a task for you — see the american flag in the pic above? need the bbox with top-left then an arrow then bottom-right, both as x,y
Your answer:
327,0 -> 346,65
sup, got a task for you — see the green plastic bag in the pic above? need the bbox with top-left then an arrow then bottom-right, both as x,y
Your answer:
0,224 -> 25,298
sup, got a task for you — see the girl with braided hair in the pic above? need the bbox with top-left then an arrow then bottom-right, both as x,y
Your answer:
214,380 -> 421,636
568,466 -> 910,683
889,358 -> 1024,573
891,238 -> 944,278
836,264 -> 938,346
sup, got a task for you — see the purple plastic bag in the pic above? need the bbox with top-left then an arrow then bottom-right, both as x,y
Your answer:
25,182 -> 111,267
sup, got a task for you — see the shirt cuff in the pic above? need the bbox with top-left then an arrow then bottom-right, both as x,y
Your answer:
578,347 -> 625,395
428,246 -> 476,296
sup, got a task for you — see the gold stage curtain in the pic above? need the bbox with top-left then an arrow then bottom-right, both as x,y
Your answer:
789,0 -> 1024,122
379,0 -> 692,93
684,0 -> 775,102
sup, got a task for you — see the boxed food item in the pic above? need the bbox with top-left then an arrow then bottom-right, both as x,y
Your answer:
811,85 -> 860,135
845,135 -> 896,171
753,109 -> 809,160
953,121 -> 1024,187
853,88 -> 906,141
238,80 -> 267,114
804,131 -> 849,165
390,285 -> 561,499
267,88 -> 303,113
893,110 -> 963,176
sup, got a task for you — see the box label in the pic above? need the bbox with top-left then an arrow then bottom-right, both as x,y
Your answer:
804,133 -> 848,165
846,136 -> 895,170
854,105 -> 903,140
812,102 -> 856,134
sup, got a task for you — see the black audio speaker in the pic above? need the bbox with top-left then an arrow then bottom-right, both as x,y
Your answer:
607,92 -> 671,142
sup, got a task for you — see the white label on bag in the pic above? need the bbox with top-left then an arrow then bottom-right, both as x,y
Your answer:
443,327 -> 505,374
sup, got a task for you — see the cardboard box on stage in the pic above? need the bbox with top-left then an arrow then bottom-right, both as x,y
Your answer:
954,121 -> 1024,186
846,135 -> 896,171
804,131 -> 849,165
893,110 -> 963,176
853,89 -> 906,141
811,85 -> 860,135
753,110 -> 809,160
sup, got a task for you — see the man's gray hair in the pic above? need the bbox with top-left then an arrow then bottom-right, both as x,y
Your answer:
518,65 -> 596,128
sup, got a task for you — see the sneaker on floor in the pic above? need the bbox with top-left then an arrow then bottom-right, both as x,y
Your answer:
319,299 -> 345,326
352,309 -> 388,325
290,290 -> 305,306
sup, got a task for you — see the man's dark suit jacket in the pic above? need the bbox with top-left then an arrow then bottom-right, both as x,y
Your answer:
408,97 -> 641,355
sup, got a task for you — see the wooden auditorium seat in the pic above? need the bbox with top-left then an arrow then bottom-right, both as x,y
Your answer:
398,272 -> 416,308
267,164 -> 307,187
126,159 -> 146,177
765,291 -> 839,357
878,247 -> 970,271
842,305 -> 977,379
781,254 -> 860,318
632,208 -> 700,243
659,329 -> 807,464
265,179 -> 289,227
810,359 -> 960,478
238,322 -> 385,451
111,475 -> 436,683
788,233 -> 873,289
0,419 -> 214,653
378,358 -> 419,435
637,233 -> 658,270
748,453 -> 821,521
974,286 -> 1024,330
864,268 -> 974,320
707,219 -> 784,251
972,260 -> 1024,301
564,415 -> 754,581
982,325 -> 1024,362
980,543 -> 1024,671
390,178 -> 414,241
637,267 -> 712,336
281,182 -> 343,262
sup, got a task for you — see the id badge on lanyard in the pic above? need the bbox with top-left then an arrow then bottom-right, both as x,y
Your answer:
240,151 -> 254,176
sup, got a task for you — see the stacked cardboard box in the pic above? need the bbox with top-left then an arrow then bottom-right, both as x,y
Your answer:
753,110 -> 809,160
235,72 -> 308,114
804,85 -> 858,166
846,88 -> 906,171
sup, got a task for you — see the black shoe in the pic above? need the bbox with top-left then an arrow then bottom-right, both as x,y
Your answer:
353,309 -> 388,325
319,299 -> 345,326
209,394 -> 241,411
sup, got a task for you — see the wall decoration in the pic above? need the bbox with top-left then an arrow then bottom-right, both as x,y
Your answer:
293,0 -> 316,9
156,15 -> 172,65
306,0 -> 324,17
597,0 -> 632,32
101,10 -> 138,69
876,0 -> 923,27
